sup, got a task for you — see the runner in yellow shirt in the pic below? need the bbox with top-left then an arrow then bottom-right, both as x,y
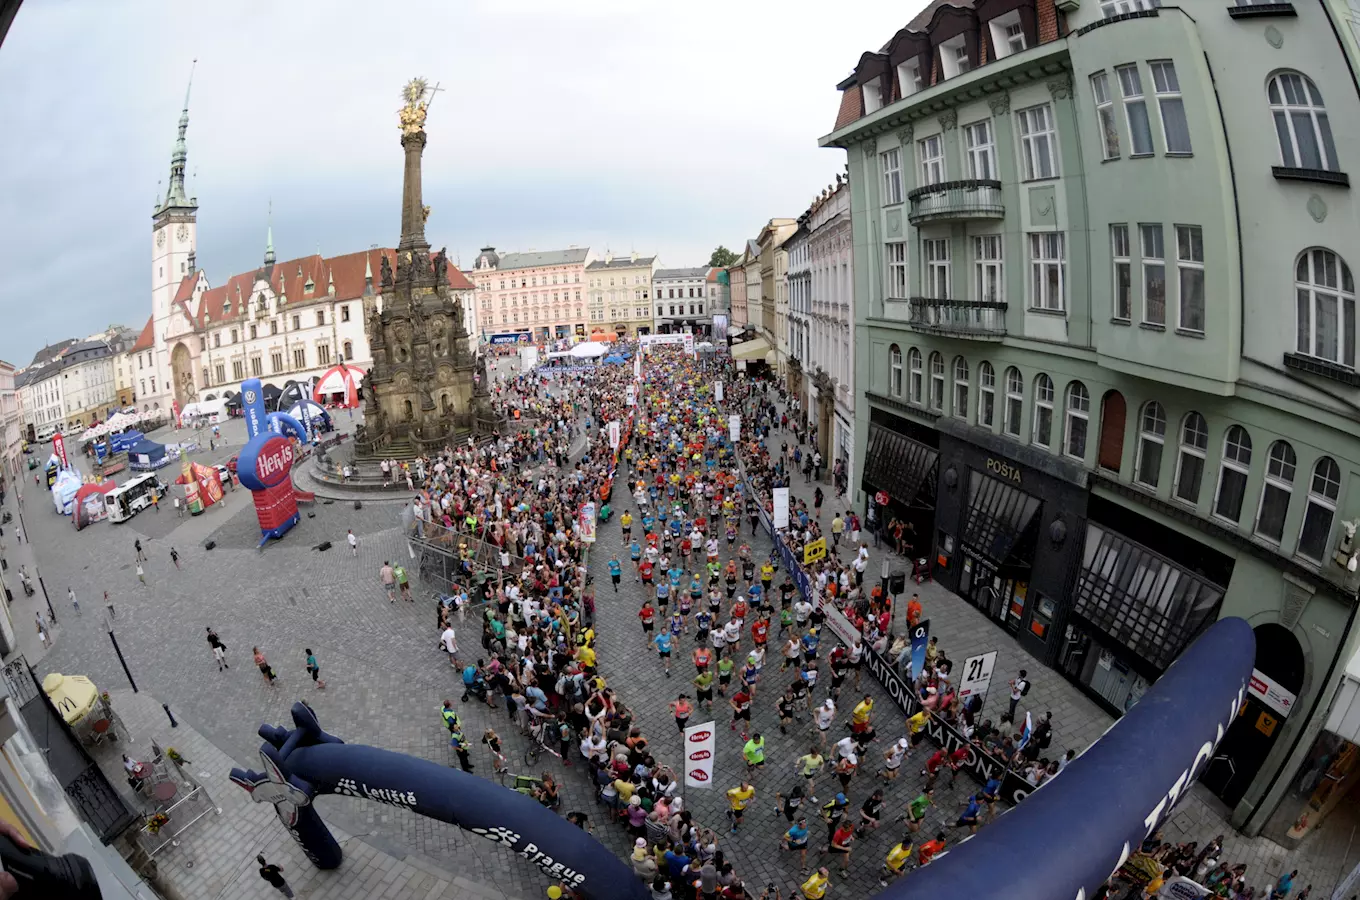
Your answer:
725,781 -> 755,834
879,840 -> 914,887
907,708 -> 932,749
800,867 -> 830,899
852,697 -> 874,727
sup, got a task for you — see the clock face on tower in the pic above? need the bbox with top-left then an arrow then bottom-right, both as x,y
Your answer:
176,224 -> 189,242
156,230 -> 166,248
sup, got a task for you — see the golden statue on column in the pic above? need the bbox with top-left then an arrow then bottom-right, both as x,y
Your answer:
398,78 -> 431,135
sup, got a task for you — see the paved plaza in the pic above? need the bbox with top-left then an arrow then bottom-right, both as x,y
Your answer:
5,360 -> 1356,899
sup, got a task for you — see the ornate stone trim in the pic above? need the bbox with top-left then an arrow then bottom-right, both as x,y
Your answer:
988,92 -> 1011,116
1047,75 -> 1073,101
938,110 -> 958,132
862,142 -> 876,160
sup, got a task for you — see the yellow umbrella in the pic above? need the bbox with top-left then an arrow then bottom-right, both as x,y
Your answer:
41,673 -> 98,724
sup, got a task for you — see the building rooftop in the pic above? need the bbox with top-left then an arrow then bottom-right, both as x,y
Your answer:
655,267 -> 710,279
586,255 -> 657,270
495,248 -> 591,270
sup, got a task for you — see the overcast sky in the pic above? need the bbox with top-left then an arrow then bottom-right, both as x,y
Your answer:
0,0 -> 920,365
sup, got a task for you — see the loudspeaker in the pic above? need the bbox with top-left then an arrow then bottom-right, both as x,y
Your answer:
306,513 -> 316,518
315,541 -> 332,552
205,540 -> 216,551
354,500 -> 362,510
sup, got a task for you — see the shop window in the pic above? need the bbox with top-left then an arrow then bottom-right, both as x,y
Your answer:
1174,412 -> 1209,505
1033,373 -> 1054,448
952,357 -> 970,421
1098,390 -> 1127,472
1255,441 -> 1297,544
1298,456 -> 1341,563
889,344 -> 903,397
1065,381 -> 1090,461
1136,401 -> 1166,489
908,348 -> 923,403
963,469 -> 1041,564
1214,425 -> 1254,524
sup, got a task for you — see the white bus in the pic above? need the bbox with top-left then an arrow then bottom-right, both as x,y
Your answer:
107,473 -> 164,523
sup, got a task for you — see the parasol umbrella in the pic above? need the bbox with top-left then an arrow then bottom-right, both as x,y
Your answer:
42,673 -> 98,724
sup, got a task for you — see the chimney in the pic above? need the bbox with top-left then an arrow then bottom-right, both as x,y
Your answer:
630,251 -> 638,263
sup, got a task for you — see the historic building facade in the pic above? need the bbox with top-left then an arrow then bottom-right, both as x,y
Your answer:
586,254 -> 659,337
825,0 -> 1360,840
472,247 -> 590,344
652,267 -> 712,334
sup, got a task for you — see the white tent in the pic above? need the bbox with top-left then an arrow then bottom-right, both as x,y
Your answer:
568,342 -> 609,359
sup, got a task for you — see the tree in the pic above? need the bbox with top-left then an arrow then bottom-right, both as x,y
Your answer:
708,246 -> 739,268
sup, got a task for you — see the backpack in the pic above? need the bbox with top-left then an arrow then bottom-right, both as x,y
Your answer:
1020,679 -> 1031,697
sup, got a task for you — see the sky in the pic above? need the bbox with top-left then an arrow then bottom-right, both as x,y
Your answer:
0,0 -> 922,366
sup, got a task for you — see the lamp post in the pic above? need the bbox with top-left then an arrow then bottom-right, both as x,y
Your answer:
104,609 -> 138,693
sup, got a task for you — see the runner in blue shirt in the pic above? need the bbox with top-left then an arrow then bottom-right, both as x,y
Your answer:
747,582 -> 763,607
981,777 -> 1002,819
653,630 -> 674,676
782,817 -> 811,871
656,581 -> 671,610
801,628 -> 821,660
669,612 -> 685,638
669,566 -> 684,589
607,558 -> 623,593
955,795 -> 983,834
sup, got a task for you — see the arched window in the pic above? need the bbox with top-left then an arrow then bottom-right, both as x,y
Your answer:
953,357 -> 970,420
1032,374 -> 1054,448
342,340 -> 353,361
1064,381 -> 1090,460
1255,440 -> 1297,543
1214,424 -> 1253,523
1098,390 -> 1127,472
1295,249 -> 1355,367
1004,367 -> 1024,438
928,352 -> 945,410
1298,457 -> 1342,562
978,362 -> 996,429
1268,71 -> 1340,172
908,348 -> 923,403
889,344 -> 903,397
1135,401 -> 1167,488
1174,412 -> 1209,504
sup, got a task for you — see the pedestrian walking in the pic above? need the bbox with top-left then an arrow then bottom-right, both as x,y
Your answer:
67,587 -> 80,615
347,529 -> 358,557
380,561 -> 396,602
440,623 -> 459,667
134,539 -> 145,562
151,492 -> 160,513
394,563 -> 411,600
304,649 -> 326,689
136,562 -> 145,586
104,590 -> 114,619
1002,670 -> 1029,724
174,495 -> 183,517
170,547 -> 181,570
35,613 -> 48,649
257,856 -> 295,898
206,627 -> 228,671
253,647 -> 277,685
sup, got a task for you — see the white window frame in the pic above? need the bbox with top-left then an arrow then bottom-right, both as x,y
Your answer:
885,242 -> 909,298
1029,232 -> 1066,311
1004,367 -> 1024,438
1254,441 -> 1296,544
1176,225 -> 1205,333
1297,457 -> 1341,563
924,239 -> 951,299
1016,104 -> 1058,180
964,120 -> 997,181
1064,381 -> 1090,461
1149,60 -> 1192,155
952,357 -> 970,421
862,76 -> 883,115
974,235 -> 1003,304
897,60 -> 924,98
908,348 -> 923,404
890,345 -> 904,397
1268,71 -> 1340,172
1112,224 -> 1132,322
928,352 -> 945,411
1091,71 -> 1121,161
941,37 -> 971,79
978,362 -> 996,428
1100,0 -> 1161,19
1116,64 -> 1155,157
918,134 -> 946,186
1140,223 -> 1166,326
1135,401 -> 1166,489
1213,425 -> 1254,525
880,148 -> 903,205
1295,248 -> 1355,368
1033,373 -> 1054,449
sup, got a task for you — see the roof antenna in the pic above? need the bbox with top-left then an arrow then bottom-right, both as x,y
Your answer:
184,58 -> 197,110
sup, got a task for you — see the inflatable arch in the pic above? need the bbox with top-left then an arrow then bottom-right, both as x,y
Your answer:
231,702 -> 648,900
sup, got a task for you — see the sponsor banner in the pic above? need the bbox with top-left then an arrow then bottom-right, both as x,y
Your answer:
909,620 -> 931,684
608,421 -> 621,451
241,377 -> 268,440
489,331 -> 532,345
772,487 -> 789,530
803,537 -> 826,564
682,721 -> 716,789
625,385 -> 636,407
959,651 -> 998,703
579,502 -> 597,544
1248,668 -> 1296,718
714,381 -> 724,402
728,415 -> 740,443
52,431 -> 67,469
634,354 -> 642,381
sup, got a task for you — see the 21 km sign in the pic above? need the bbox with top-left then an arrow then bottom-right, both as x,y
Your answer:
959,651 -> 998,703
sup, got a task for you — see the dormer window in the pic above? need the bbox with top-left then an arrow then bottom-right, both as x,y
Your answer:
862,76 -> 883,114
940,37 -> 971,79
897,61 -> 924,97
989,11 -> 1026,59
304,277 -> 315,293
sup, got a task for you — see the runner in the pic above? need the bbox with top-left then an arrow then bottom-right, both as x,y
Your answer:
669,694 -> 694,733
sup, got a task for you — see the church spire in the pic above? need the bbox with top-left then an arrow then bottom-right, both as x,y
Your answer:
161,60 -> 197,212
264,200 -> 275,266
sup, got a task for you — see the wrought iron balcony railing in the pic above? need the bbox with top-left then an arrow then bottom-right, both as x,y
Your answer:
907,179 -> 1005,224
908,297 -> 1008,338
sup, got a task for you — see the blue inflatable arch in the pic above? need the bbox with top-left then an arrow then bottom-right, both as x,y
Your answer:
230,703 -> 648,900
884,616 -> 1254,900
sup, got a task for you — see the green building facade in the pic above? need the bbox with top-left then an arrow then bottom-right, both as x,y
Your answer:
822,0 -> 1360,839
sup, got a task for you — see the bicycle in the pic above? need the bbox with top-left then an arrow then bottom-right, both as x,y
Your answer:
524,711 -> 564,766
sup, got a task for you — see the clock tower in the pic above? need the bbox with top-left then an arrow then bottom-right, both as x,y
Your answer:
150,64 -> 199,409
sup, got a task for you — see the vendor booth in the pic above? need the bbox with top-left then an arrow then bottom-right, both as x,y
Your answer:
128,439 -> 169,471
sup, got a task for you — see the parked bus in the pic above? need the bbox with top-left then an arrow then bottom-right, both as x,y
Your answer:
107,473 -> 164,524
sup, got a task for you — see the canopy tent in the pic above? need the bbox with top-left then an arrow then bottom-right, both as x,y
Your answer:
105,411 -> 140,431
128,438 -> 168,471
730,336 -> 772,361
73,480 -> 116,530
287,400 -> 333,435
224,394 -> 243,412
51,469 -> 82,514
260,384 -> 283,407
603,354 -> 628,365
313,364 -> 365,408
280,379 -> 314,411
569,342 -> 609,359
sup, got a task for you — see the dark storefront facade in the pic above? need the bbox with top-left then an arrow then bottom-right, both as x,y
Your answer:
860,407 -> 939,563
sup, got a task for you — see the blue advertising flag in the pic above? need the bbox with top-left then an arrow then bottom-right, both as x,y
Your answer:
909,619 -> 931,682
241,377 -> 267,440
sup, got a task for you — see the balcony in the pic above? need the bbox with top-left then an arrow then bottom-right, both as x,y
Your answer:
907,179 -> 1004,225
908,298 -> 1008,339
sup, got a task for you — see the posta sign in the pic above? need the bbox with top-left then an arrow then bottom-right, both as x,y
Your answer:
237,434 -> 296,491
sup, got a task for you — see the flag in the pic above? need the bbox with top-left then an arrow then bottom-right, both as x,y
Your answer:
1017,711 -> 1034,752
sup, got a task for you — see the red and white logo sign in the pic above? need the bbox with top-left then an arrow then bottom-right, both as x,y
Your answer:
683,721 -> 716,790
875,491 -> 889,507
254,437 -> 295,488
1249,668 -> 1296,718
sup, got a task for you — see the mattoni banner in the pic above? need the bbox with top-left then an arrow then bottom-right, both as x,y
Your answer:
772,487 -> 790,530
682,721 -> 716,789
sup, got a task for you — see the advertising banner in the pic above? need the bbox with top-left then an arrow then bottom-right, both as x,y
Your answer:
682,721 -> 716,789
712,314 -> 729,345
772,487 -> 790,530
714,381 -> 724,402
1248,668 -> 1297,718
802,537 -> 826,564
958,651 -> 998,703
625,385 -> 636,407
489,332 -> 532,345
633,355 -> 642,382
579,502 -> 597,544
182,459 -> 203,515
728,415 -> 740,443
241,377 -> 268,440
52,431 -> 67,469
608,421 -> 621,451
909,619 -> 931,683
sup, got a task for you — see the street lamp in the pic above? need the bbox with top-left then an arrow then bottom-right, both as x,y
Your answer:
103,608 -> 138,693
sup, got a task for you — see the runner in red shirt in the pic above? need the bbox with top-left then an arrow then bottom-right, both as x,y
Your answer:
638,602 -> 656,647
945,747 -> 970,788
750,615 -> 770,647
639,560 -> 655,586
917,833 -> 947,866
692,645 -> 712,672
922,749 -> 948,790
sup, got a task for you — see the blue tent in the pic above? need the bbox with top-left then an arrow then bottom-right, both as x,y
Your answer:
127,438 -> 168,471
603,354 -> 627,365
110,430 -> 144,455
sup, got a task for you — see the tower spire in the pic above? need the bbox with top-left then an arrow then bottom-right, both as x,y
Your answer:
264,200 -> 275,265
162,59 -> 197,212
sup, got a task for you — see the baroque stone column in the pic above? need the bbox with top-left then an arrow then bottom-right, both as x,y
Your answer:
399,131 -> 429,253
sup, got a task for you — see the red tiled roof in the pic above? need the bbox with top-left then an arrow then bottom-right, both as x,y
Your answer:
172,274 -> 197,304
130,316 -> 154,352
834,87 -> 863,131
